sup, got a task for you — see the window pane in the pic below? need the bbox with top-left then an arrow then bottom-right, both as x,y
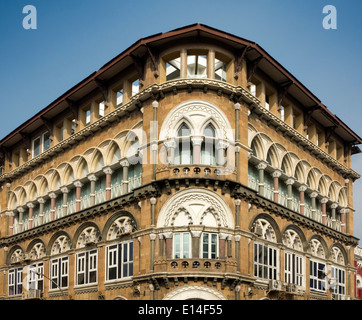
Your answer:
43,132 -> 50,151
33,137 -> 41,157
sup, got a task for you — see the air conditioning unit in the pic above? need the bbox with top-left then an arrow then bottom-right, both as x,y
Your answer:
268,280 -> 282,291
285,283 -> 297,293
22,289 -> 42,300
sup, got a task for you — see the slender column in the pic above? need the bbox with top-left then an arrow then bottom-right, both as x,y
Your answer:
152,100 -> 159,181
49,192 -> 57,221
164,232 -> 173,259
37,197 -> 45,225
88,174 -> 97,206
285,178 -> 295,210
120,159 -> 129,194
309,191 -> 318,220
150,233 -> 156,272
234,103 -> 240,182
235,198 -> 241,228
103,167 -> 113,201
216,140 -> 228,166
158,233 -> 165,257
321,197 -> 329,225
331,202 -> 338,229
180,48 -> 187,78
191,230 -> 202,259
272,169 -> 282,203
340,208 -> 348,233
17,207 -> 24,232
191,136 -> 203,165
7,211 -> 14,235
27,203 -> 34,229
73,180 -> 83,212
235,235 -> 241,273
298,184 -> 308,215
256,161 -> 268,197
219,233 -> 227,259
61,187 -> 69,216
150,197 -> 157,227
164,139 -> 177,164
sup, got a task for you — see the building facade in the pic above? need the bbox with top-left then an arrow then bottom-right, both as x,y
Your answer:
355,246 -> 362,299
0,23 -> 360,300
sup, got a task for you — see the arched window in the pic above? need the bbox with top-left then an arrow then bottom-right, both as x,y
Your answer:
309,239 -> 327,293
175,123 -> 192,165
201,124 -> 216,165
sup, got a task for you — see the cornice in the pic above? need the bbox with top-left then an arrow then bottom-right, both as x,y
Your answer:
0,79 -> 359,183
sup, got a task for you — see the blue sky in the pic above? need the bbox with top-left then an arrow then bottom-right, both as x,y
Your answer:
0,0 -> 362,241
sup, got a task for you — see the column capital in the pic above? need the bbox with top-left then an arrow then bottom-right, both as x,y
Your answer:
190,230 -> 202,238
120,158 -> 130,167
256,161 -> 268,171
87,174 -> 98,182
48,192 -> 57,199
216,140 -> 229,150
164,139 -> 177,149
16,206 -> 24,213
271,169 -> 282,178
191,136 -> 203,146
309,190 -> 319,198
37,197 -> 45,204
298,184 -> 308,192
285,177 -> 296,185
150,197 -> 157,205
234,198 -> 242,206
60,186 -> 69,194
321,197 -> 329,204
102,166 -> 113,175
73,180 -> 83,188
330,202 -> 339,209
152,100 -> 159,109
234,102 -> 241,110
26,202 -> 34,209
340,207 -> 349,214
6,211 -> 14,217
149,233 -> 157,241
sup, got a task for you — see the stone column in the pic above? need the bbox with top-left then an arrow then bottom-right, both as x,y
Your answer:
256,161 -> 268,197
298,184 -> 308,215
219,233 -> 228,259
17,207 -> 24,232
7,211 -> 14,235
234,103 -> 241,182
285,178 -> 295,210
73,180 -> 83,212
321,197 -> 329,225
120,159 -> 129,194
191,136 -> 203,165
87,174 -> 97,206
152,100 -> 159,181
331,202 -> 338,229
150,197 -> 157,227
235,198 -> 241,228
340,208 -> 348,234
164,139 -> 176,164
309,191 -> 318,220
191,230 -> 202,259
61,186 -> 69,216
102,167 -> 113,201
164,232 -> 173,259
180,48 -> 187,78
27,203 -> 34,229
216,140 -> 228,166
49,192 -> 57,221
37,197 -> 45,225
235,235 -> 241,273
272,169 -> 282,203
150,233 -> 156,272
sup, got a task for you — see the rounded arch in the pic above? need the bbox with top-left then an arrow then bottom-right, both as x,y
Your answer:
266,144 -> 280,168
47,231 -> 72,256
157,188 -> 234,229
250,135 -> 265,160
105,140 -> 122,166
328,181 -> 342,203
102,211 -> 139,240
74,156 -> 89,180
61,163 -> 75,186
73,221 -> 102,249
159,100 -> 234,142
7,245 -> 25,265
24,181 -> 38,201
281,153 -> 293,176
329,243 -> 348,265
89,148 -> 105,172
337,187 -> 348,207
249,213 -> 281,243
281,225 -> 308,252
49,170 -> 61,191
163,285 -> 227,300
8,191 -> 18,210
308,235 -> 329,259
14,186 -> 27,206
26,239 -> 46,260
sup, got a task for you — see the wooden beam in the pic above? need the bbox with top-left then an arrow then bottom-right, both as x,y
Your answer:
247,56 -> 263,83
277,80 -> 293,106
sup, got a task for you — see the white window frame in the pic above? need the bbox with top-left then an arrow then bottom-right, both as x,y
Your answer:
201,232 -> 218,259
254,242 -> 279,280
173,232 -> 191,259
32,136 -> 41,158
28,262 -> 44,291
8,267 -> 22,296
42,131 -> 50,152
50,256 -> 68,290
284,251 -> 304,287
310,259 -> 327,292
75,249 -> 98,286
331,266 -> 346,296
105,241 -> 133,282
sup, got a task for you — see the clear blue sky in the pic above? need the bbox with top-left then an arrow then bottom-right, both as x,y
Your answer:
0,0 -> 362,241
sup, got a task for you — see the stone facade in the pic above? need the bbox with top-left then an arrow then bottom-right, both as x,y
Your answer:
0,23 -> 360,300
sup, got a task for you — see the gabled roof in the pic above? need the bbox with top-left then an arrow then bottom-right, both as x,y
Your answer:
0,23 -> 361,148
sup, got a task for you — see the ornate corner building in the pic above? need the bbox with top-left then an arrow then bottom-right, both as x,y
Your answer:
0,23 -> 361,300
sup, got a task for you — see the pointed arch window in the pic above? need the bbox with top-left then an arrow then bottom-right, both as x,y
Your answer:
175,123 -> 192,165
201,124 -> 216,165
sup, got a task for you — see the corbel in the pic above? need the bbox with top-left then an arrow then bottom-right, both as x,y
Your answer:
19,132 -> 31,150
234,45 -> 250,79
277,80 -> 293,107
303,105 -> 322,126
144,44 -> 159,78
40,116 -> 53,137
325,125 -> 338,144
129,53 -> 144,81
65,98 -> 79,120
93,78 -> 109,105
247,55 -> 263,82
